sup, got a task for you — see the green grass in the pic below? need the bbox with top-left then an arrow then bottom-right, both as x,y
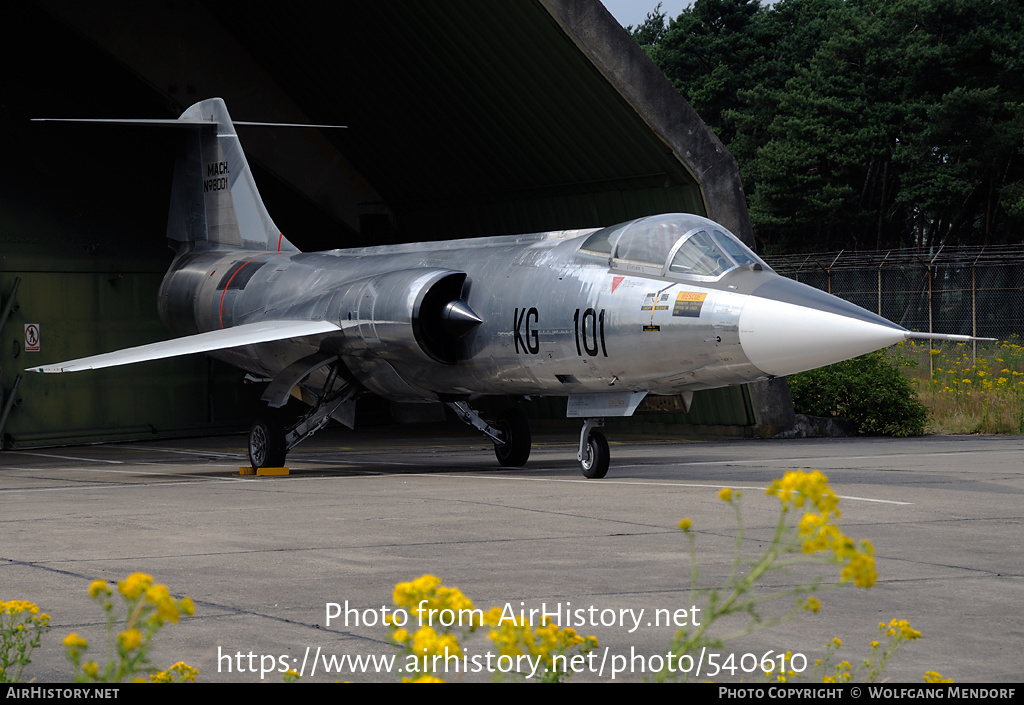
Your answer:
888,338 -> 1024,435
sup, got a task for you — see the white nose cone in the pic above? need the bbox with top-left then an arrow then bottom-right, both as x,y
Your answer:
739,295 -> 906,377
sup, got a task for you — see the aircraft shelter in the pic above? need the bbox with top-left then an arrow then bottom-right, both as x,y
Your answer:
0,0 -> 787,447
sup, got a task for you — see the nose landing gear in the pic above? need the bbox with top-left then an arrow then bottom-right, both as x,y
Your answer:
577,418 -> 609,479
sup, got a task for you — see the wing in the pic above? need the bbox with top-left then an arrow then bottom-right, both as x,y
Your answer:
27,320 -> 341,373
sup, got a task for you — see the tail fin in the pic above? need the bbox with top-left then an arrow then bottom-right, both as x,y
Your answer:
167,98 -> 298,253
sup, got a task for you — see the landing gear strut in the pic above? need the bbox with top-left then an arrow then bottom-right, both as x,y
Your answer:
248,364 -> 359,469
447,402 -> 531,467
577,418 -> 609,479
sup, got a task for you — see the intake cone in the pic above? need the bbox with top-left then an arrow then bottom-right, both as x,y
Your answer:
442,299 -> 483,338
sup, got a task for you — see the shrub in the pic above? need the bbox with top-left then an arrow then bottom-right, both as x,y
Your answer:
788,351 -> 928,437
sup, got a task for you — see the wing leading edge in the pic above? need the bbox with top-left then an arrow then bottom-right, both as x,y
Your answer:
27,320 -> 341,373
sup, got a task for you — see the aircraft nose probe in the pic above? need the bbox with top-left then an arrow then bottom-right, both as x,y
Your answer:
737,279 -> 994,378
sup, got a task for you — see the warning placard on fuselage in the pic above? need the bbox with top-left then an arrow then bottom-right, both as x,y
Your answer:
672,292 -> 707,317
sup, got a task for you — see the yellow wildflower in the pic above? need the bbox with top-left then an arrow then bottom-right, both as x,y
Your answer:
767,470 -> 839,518
841,551 -> 877,588
393,574 -> 441,607
176,662 -> 200,682
149,662 -> 199,683
118,572 -> 153,600
489,619 -> 529,657
145,584 -> 170,604
392,574 -> 478,626
411,626 -> 459,658
718,487 -> 733,502
145,584 -> 182,624
119,628 -> 143,651
88,580 -> 110,598
678,518 -> 692,532
482,606 -> 505,626
804,596 -> 821,613
798,512 -> 824,536
63,633 -> 88,649
884,618 -> 921,640
2,600 -> 39,615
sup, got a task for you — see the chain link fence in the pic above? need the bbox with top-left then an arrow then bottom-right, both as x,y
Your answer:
765,245 -> 1024,343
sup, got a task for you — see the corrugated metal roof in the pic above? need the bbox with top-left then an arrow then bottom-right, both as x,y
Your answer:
205,0 -> 705,240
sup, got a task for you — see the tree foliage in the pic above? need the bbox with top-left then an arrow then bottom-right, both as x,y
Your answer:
631,0 -> 1024,253
788,351 -> 928,437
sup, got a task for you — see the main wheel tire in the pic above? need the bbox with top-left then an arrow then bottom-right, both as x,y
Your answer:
579,430 -> 609,479
249,418 -> 287,469
493,408 -> 531,467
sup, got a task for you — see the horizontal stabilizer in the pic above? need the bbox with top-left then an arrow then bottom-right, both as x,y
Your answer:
31,118 -> 347,129
28,320 -> 341,373
35,99 -> 344,253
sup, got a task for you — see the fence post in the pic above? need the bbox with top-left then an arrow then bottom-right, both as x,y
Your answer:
926,247 -> 945,377
971,248 -> 984,363
928,262 -> 934,377
827,251 -> 843,295
877,251 -> 891,317
878,265 -> 882,316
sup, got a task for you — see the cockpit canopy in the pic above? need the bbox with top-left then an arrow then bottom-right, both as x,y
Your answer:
578,214 -> 769,281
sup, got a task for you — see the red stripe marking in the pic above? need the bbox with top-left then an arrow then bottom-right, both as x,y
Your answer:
277,233 -> 283,252
218,254 -> 269,330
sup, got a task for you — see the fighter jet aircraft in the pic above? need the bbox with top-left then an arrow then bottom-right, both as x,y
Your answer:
30,98 -> 981,477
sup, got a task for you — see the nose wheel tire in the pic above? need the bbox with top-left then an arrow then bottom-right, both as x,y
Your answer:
493,408 -> 531,467
249,418 -> 287,469
579,430 -> 609,479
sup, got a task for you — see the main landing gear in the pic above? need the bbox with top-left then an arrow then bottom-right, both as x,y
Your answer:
448,402 -> 612,479
577,418 -> 609,479
248,363 -> 359,470
249,385 -> 613,479
447,401 -> 531,467
248,417 -> 287,469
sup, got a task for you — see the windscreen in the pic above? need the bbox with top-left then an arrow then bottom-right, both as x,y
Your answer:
578,214 -> 768,279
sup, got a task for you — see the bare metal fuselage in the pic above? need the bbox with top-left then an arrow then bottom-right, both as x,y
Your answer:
159,229 -> 764,407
